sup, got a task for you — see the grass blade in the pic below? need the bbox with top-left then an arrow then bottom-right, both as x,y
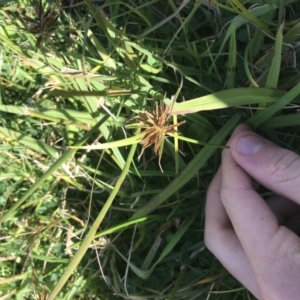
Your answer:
171,88 -> 294,115
263,114 -> 300,129
265,22 -> 284,89
248,82 -> 300,128
226,22 -> 236,89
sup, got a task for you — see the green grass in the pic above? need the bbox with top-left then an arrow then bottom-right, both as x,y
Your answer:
1,0 -> 300,299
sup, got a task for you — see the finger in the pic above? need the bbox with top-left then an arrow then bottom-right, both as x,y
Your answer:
221,129 -> 280,257
229,126 -> 300,206
205,167 -> 261,298
205,167 -> 230,230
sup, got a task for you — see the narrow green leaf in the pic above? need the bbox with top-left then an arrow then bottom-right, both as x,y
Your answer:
265,23 -> 284,89
227,22 -> 236,89
283,21 -> 300,44
171,88 -> 295,115
69,134 -> 143,149
248,82 -> 300,128
140,236 -> 162,271
262,113 -> 300,129
244,43 -> 259,87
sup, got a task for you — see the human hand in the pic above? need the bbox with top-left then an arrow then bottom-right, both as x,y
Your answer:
204,124 -> 300,300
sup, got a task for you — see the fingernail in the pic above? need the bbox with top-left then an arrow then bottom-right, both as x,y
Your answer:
237,135 -> 265,155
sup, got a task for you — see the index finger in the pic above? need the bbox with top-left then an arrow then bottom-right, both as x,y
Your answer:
220,126 -> 280,257
205,166 -> 262,298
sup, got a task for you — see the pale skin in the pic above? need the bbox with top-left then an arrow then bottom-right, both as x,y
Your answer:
204,124 -> 300,300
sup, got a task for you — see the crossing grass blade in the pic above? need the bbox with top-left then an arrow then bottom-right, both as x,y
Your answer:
69,134 -> 143,150
248,82 -> 300,128
170,88 -> 300,115
263,114 -> 300,129
283,21 -> 300,44
261,113 -> 300,129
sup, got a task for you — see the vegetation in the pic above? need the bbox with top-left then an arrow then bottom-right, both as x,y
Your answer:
0,0 -> 300,299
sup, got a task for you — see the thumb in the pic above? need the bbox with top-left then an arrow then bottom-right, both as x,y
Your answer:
230,124 -> 300,205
